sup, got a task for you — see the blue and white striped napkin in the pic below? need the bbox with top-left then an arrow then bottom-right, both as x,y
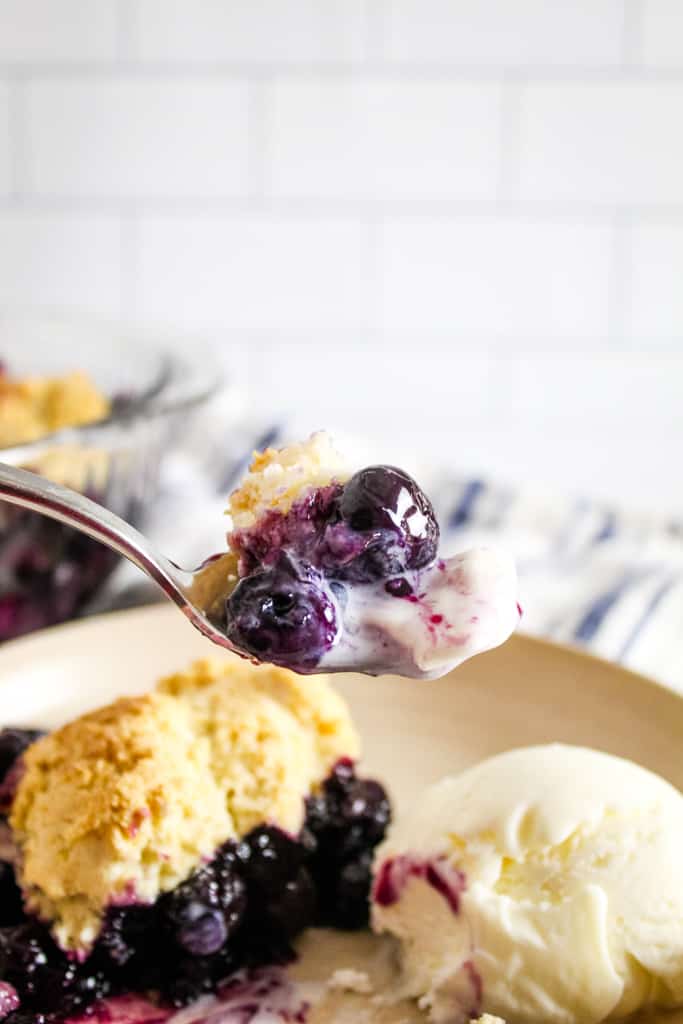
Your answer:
431,474 -> 683,694
99,425 -> 683,696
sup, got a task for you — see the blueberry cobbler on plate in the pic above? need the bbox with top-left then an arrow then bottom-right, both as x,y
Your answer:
195,433 -> 520,680
0,658 -> 393,1022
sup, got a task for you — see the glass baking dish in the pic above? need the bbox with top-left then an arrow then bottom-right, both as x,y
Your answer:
0,314 -> 225,640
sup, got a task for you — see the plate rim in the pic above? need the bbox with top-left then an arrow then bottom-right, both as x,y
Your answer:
0,601 -> 680,713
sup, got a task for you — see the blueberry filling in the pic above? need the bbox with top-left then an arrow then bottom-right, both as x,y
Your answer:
225,465 -> 439,671
0,759 -> 390,1022
0,495 -> 129,642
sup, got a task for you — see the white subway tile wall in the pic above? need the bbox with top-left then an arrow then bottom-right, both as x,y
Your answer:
0,0 -> 681,505
378,0 -> 626,65
25,78 -> 252,198
134,0 -> 368,64
377,218 -> 612,336
518,82 -> 683,204
266,80 -> 502,199
627,223 -> 683,342
137,216 -> 369,329
0,211 -> 122,314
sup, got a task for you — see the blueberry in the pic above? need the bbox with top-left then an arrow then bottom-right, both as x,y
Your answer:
264,867 -> 316,939
225,559 -> 339,671
96,904 -> 158,969
174,903 -> 227,957
213,856 -> 248,935
241,826 -> 305,897
60,968 -> 111,1014
0,922 -> 61,1004
0,919 -> 116,1018
26,962 -> 79,1014
298,824 -> 318,857
0,730 -> 43,787
340,779 -> 392,850
0,864 -> 23,929
327,851 -> 374,930
303,794 -> 330,840
333,466 -> 439,582
303,763 -> 391,931
162,954 -> 219,1008
324,757 -> 355,796
162,859 -> 246,957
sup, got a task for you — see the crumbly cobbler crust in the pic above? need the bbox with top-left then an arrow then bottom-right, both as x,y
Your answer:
226,432 -> 350,533
11,657 -> 359,952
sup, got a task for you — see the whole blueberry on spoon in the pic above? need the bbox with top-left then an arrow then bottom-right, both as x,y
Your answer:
330,465 -> 439,582
225,558 -> 339,672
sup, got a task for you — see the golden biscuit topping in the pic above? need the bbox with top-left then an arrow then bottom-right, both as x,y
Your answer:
11,657 -> 359,952
226,432 -> 350,533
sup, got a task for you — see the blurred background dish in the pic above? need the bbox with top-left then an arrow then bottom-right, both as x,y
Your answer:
0,314 -> 232,639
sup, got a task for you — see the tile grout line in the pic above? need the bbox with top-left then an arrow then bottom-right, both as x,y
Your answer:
364,0 -> 386,64
622,0 -> 644,67
116,0 -> 138,64
0,194 -> 682,222
0,62 -> 682,82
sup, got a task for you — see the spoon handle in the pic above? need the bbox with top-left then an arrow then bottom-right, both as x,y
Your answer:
0,461 -> 184,601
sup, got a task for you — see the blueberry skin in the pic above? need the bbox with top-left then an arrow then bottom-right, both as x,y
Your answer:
303,759 -> 392,930
330,465 -> 439,582
328,851 -> 374,930
0,862 -> 24,928
240,826 -> 306,897
161,858 -> 247,958
265,867 -> 317,938
174,903 -> 228,958
225,560 -> 339,671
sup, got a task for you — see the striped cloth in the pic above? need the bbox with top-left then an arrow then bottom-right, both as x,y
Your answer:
431,475 -> 683,694
99,425 -> 683,695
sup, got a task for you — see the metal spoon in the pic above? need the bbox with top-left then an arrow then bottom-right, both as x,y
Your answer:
0,463 -> 521,679
0,461 -> 239,651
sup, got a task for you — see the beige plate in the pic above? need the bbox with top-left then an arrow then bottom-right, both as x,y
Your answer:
1,604 -> 682,1023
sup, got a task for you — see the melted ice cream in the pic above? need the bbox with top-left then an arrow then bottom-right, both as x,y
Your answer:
320,547 -> 520,679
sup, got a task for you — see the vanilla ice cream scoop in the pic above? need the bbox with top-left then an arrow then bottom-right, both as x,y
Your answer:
371,744 -> 683,1024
